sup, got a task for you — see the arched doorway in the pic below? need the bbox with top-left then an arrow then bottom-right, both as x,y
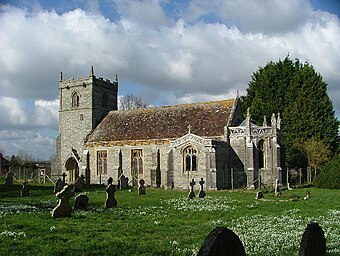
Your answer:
65,157 -> 79,183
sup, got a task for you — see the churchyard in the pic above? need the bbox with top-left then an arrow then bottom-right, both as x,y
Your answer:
0,178 -> 339,256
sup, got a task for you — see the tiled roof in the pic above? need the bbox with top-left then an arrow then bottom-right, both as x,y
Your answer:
86,99 -> 235,143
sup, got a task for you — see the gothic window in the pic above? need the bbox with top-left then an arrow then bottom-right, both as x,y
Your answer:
132,149 -> 143,175
156,149 -> 161,187
118,150 -> 123,177
183,146 -> 197,172
72,92 -> 80,108
97,150 -> 107,175
258,140 -> 265,169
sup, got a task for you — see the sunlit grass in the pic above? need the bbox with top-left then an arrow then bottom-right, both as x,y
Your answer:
0,184 -> 339,256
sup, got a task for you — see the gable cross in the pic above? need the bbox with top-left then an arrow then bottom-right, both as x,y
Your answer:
187,124 -> 192,134
190,178 -> 195,191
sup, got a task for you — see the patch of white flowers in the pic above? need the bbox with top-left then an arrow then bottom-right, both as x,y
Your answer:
0,202 -> 39,218
0,230 -> 26,239
162,196 -> 239,212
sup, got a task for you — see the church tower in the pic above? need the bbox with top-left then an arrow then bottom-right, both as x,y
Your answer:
56,67 -> 118,183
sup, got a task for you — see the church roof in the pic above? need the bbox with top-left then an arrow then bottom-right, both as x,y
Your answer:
86,99 -> 236,143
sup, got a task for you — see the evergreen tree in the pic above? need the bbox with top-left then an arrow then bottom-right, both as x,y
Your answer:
242,57 -> 339,168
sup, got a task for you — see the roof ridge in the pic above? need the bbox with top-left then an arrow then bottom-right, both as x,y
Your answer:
116,99 -> 235,114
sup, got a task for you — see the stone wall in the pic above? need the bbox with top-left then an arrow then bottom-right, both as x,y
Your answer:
57,74 -> 118,183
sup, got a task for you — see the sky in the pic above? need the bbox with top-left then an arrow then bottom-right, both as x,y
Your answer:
0,0 -> 339,161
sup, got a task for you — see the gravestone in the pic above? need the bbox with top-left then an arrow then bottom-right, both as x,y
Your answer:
74,175 -> 85,192
74,194 -> 89,210
304,191 -> 311,200
54,178 -> 64,194
5,171 -> 14,185
138,179 -> 146,195
51,185 -> 75,218
105,177 -> 117,208
274,179 -> 280,196
199,178 -> 206,198
298,222 -> 326,256
188,179 -> 196,199
197,227 -> 246,256
256,191 -> 263,199
21,180 -> 29,197
119,175 -> 128,189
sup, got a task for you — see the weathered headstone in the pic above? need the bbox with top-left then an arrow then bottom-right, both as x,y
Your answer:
298,222 -> 326,256
5,171 -> 14,185
21,180 -> 29,197
74,194 -> 89,210
74,175 -> 85,192
138,179 -> 146,195
304,191 -> 311,200
51,185 -> 75,218
197,227 -> 246,256
105,177 -> 117,208
188,179 -> 196,199
54,178 -> 64,194
256,191 -> 263,199
199,178 -> 206,198
274,179 -> 280,196
119,175 -> 128,189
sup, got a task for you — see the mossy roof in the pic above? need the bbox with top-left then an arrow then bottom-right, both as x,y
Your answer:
86,99 -> 235,143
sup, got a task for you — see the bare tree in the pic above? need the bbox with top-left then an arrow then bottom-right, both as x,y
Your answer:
119,94 -> 149,110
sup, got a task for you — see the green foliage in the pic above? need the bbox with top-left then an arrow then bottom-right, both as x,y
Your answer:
242,56 -> 339,168
314,155 -> 340,189
303,137 -> 331,170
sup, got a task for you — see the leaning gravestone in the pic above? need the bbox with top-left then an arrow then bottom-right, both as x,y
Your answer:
74,194 -> 89,210
138,179 -> 146,195
21,180 -> 29,197
105,177 -> 117,208
5,171 -> 14,185
199,178 -> 206,198
119,175 -> 128,189
188,179 -> 196,199
298,222 -> 326,256
54,178 -> 64,194
74,175 -> 85,192
256,191 -> 263,199
51,185 -> 75,218
197,227 -> 246,256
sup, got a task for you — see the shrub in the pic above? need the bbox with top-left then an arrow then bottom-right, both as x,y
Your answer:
313,155 -> 340,189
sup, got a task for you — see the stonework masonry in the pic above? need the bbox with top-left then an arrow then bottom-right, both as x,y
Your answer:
53,70 -> 282,190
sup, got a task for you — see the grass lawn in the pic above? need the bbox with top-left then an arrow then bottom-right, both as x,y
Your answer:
0,181 -> 339,256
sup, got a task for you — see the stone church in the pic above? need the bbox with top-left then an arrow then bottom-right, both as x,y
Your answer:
53,68 -> 282,190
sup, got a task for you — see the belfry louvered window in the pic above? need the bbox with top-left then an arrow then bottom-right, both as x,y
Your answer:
72,92 -> 80,108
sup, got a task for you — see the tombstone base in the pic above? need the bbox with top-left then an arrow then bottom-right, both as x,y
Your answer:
188,191 -> 195,199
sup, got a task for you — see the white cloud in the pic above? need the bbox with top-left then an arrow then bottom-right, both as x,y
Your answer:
0,97 -> 27,127
0,0 -> 339,159
0,130 -> 55,160
183,0 -> 312,34
0,97 -> 58,130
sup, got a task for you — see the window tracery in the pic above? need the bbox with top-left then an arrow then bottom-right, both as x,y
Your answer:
183,146 -> 197,172
72,92 -> 80,108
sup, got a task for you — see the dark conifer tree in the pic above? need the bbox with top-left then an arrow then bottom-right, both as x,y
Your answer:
242,57 -> 339,168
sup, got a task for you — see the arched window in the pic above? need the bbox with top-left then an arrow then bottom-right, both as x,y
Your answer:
258,140 -> 265,169
118,150 -> 123,178
72,92 -> 80,108
183,146 -> 197,172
